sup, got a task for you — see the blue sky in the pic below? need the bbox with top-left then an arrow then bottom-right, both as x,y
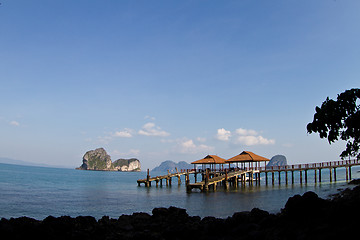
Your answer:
1,0 -> 359,169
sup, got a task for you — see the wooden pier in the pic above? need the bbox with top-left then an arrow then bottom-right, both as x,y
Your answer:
137,159 -> 360,192
137,168 -> 196,187
259,159 -> 360,185
186,169 -> 259,192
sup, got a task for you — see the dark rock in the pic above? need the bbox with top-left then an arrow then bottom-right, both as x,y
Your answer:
267,155 -> 287,168
348,178 -> 360,185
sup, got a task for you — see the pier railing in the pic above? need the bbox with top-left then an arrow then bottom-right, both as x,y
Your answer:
251,159 -> 360,172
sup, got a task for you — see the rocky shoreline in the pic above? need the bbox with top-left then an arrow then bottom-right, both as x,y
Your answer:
2,181 -> 360,240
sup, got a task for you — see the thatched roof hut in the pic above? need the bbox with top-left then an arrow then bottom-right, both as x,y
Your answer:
191,155 -> 227,164
191,155 -> 227,170
226,151 -> 269,169
226,151 -> 269,163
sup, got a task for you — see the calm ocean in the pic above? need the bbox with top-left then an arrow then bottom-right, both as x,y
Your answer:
1,163 -> 359,220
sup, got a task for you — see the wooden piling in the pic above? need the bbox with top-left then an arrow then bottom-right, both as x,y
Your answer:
349,166 -> 352,180
278,171 -> 281,185
146,169 -> 150,187
265,172 -> 268,185
329,168 -> 332,182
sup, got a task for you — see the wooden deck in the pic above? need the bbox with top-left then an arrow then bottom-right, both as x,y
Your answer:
186,169 -> 259,192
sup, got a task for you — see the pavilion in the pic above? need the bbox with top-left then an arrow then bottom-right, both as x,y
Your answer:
226,151 -> 269,170
191,155 -> 227,171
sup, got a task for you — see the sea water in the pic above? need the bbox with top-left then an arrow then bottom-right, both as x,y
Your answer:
1,163 -> 359,220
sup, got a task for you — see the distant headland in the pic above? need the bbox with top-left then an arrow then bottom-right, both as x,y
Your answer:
76,148 -> 141,172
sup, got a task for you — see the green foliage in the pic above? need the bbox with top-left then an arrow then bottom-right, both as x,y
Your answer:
88,156 -> 108,170
307,88 -> 360,159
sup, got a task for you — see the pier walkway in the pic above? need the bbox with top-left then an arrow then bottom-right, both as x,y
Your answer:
137,168 -> 196,187
258,159 -> 360,185
137,159 -> 360,192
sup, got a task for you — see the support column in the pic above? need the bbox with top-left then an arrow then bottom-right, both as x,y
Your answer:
319,169 -> 322,182
346,167 -> 349,181
305,170 -> 308,184
272,172 -> 275,185
349,166 -> 352,180
258,172 -> 261,185
334,168 -> 337,181
265,172 -> 268,185
285,171 -> 288,185
291,171 -> 294,184
204,169 -> 209,191
329,168 -> 332,182
146,169 -> 150,187
300,171 -> 303,184
314,169 -> 317,183
224,170 -> 229,189
278,171 -> 281,185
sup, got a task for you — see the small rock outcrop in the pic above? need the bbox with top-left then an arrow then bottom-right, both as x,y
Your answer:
267,155 -> 287,168
77,148 -> 141,172
113,158 -> 141,172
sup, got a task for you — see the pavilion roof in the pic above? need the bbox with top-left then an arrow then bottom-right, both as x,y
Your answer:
191,155 -> 227,165
226,151 -> 269,163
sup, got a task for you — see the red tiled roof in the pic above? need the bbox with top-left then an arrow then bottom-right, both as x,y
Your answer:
226,151 -> 269,163
191,155 -> 227,164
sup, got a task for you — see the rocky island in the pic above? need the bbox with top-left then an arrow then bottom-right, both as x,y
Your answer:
152,160 -> 192,173
76,148 -> 141,172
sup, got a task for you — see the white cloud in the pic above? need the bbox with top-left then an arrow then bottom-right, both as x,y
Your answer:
97,135 -> 113,144
235,128 -> 258,136
236,135 -> 275,146
145,115 -> 156,121
113,149 -> 140,157
113,129 -> 133,138
196,137 -> 207,142
216,128 -> 231,141
138,122 -> 170,137
10,121 -> 20,126
216,127 -> 275,146
176,138 -> 213,154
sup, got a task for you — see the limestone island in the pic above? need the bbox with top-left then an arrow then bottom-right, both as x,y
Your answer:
76,148 -> 141,172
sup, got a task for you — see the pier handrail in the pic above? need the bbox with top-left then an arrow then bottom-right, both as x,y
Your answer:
255,159 -> 360,171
